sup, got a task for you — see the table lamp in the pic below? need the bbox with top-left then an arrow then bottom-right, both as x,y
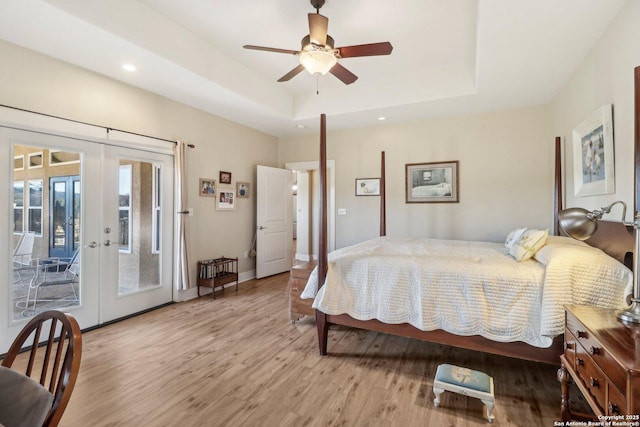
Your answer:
558,200 -> 640,323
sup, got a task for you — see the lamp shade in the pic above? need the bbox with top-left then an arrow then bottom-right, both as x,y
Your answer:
299,50 -> 337,75
558,207 -> 598,241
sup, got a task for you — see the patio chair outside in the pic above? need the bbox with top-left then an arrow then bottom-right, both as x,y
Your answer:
12,232 -> 35,283
21,250 -> 80,316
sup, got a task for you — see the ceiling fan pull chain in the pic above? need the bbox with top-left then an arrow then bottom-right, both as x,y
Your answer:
316,75 -> 320,95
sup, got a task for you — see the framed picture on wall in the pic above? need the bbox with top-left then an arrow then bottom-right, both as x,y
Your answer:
219,171 -> 232,184
236,182 -> 250,198
405,161 -> 459,203
572,104 -> 615,197
199,178 -> 216,197
216,189 -> 235,210
355,178 -> 380,196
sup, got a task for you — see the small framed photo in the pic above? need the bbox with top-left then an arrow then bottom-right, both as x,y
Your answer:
236,182 -> 250,198
572,104 -> 615,197
355,178 -> 380,196
406,161 -> 459,203
199,178 -> 216,197
219,171 -> 232,184
216,189 -> 235,210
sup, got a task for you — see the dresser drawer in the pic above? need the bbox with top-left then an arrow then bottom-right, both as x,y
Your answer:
566,311 -> 627,393
607,382 -> 626,416
575,345 -> 606,412
564,328 -> 577,370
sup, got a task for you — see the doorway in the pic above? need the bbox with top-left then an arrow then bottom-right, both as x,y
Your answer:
49,175 -> 80,259
285,160 -> 336,261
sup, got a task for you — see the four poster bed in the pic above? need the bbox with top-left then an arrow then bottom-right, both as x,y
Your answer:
303,67 -> 640,365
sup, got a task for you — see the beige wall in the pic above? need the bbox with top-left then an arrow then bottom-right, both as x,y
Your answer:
0,39 -> 278,289
279,106 -> 553,248
551,0 -> 640,218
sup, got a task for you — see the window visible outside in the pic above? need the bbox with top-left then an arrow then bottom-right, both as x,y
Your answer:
119,164 -> 132,252
152,165 -> 161,254
28,180 -> 43,235
13,181 -> 24,234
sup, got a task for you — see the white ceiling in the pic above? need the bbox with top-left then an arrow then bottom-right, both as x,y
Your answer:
0,0 -> 627,137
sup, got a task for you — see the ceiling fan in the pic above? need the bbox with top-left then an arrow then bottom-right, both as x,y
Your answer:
243,0 -> 393,85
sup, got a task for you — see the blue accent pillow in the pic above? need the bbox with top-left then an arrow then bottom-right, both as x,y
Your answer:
435,364 -> 491,393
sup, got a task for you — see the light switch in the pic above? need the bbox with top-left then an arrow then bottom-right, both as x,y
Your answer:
338,208 -> 347,215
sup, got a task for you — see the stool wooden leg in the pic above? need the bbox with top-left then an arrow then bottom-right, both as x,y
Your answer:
433,387 -> 444,406
483,400 -> 495,423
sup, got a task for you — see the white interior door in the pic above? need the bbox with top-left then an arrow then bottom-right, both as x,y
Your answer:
256,165 -> 292,278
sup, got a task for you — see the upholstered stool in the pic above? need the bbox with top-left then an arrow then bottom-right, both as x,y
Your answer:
433,364 -> 495,423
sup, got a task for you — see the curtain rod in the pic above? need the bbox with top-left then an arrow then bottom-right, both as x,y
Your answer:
0,104 -> 195,148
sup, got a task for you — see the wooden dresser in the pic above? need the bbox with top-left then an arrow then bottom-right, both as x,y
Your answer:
558,304 -> 640,421
289,261 -> 316,322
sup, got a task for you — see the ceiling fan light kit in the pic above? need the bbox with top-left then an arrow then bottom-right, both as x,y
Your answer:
299,50 -> 337,75
243,0 -> 392,85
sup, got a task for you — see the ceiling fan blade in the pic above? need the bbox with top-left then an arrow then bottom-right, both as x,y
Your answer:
277,64 -> 306,82
243,45 -> 299,55
329,63 -> 358,85
308,13 -> 328,46
337,42 -> 393,58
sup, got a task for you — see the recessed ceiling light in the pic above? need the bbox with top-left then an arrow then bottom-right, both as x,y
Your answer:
122,63 -> 136,72
296,124 -> 305,129
378,116 -> 386,121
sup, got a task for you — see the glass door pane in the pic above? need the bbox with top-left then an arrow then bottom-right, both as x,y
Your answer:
12,145 -> 82,321
100,146 -> 173,323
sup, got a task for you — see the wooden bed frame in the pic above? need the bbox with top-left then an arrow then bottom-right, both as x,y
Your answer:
312,66 -> 639,365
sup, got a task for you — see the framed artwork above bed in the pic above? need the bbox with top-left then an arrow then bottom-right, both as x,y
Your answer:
572,104 -> 615,197
405,161 -> 459,203
355,178 -> 380,196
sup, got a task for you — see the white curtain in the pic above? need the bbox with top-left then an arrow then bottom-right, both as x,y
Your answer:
174,140 -> 191,290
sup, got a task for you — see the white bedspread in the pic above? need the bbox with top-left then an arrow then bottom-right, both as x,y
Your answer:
301,236 -> 632,348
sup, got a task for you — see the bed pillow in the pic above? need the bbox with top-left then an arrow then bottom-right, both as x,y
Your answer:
504,228 -> 527,249
509,229 -> 548,261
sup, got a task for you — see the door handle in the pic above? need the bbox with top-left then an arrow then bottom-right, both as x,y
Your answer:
104,240 -> 113,246
85,241 -> 98,248
258,226 -> 267,230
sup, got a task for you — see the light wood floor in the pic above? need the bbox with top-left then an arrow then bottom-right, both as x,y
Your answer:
53,272 -> 586,426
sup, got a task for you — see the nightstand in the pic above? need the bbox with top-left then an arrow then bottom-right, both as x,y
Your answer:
558,304 -> 640,421
289,261 -> 316,322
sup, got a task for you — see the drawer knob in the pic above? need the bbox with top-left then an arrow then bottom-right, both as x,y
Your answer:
577,330 -> 588,339
589,377 -> 600,388
566,342 -> 574,350
577,358 -> 584,367
590,346 -> 601,356
608,402 -> 621,415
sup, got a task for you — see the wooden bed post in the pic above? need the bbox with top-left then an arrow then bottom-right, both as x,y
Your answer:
635,66 -> 640,213
380,151 -> 386,236
554,136 -> 563,236
316,113 -> 329,355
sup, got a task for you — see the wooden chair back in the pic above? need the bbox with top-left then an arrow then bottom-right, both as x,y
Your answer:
1,311 -> 82,427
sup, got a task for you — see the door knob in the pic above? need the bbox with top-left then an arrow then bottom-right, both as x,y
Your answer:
258,226 -> 267,230
85,241 -> 98,248
104,240 -> 113,246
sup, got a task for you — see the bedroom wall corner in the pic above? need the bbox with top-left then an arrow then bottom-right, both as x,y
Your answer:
550,0 -> 640,220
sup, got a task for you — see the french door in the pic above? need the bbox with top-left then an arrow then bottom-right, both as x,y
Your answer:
1,127 -> 174,352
